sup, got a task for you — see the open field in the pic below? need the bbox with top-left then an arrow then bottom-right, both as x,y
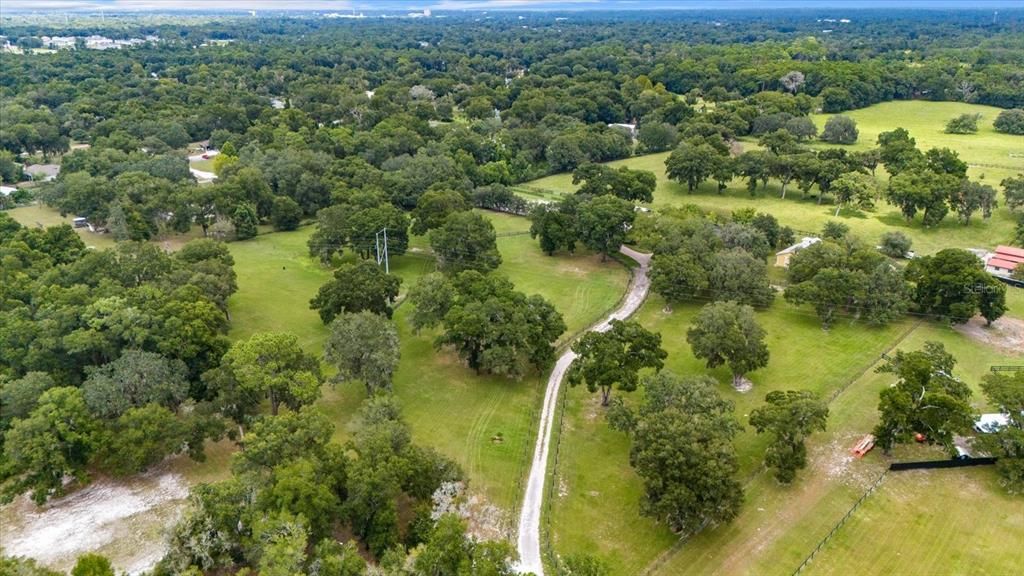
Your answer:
226,211 -> 630,517
521,101 -> 1022,256
188,158 -> 216,172
5,202 -> 213,251
7,203 -> 116,249
549,286 -> 1024,575
811,101 -> 1024,182
0,209 -> 629,570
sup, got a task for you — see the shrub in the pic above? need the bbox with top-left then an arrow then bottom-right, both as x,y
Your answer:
994,109 -> 1024,135
820,115 -> 859,144
945,113 -> 981,134
880,231 -> 912,258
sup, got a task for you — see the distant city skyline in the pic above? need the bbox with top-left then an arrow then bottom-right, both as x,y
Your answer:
2,0 -> 1021,13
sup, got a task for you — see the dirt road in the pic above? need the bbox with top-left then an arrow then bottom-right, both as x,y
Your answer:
515,245 -> 651,575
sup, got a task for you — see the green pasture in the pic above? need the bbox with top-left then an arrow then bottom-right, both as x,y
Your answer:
224,211 -> 629,513
522,101 -> 1023,255
549,288 -> 1024,575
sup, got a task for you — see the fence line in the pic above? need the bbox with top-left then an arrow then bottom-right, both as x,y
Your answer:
889,457 -> 997,471
791,469 -> 890,576
637,319 -> 924,576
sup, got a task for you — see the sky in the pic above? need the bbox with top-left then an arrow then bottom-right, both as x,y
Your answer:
1,0 -> 1019,11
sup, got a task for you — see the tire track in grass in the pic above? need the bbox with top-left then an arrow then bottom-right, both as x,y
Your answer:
465,386 -> 506,500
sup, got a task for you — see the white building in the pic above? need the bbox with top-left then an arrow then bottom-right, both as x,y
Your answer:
775,237 -> 822,268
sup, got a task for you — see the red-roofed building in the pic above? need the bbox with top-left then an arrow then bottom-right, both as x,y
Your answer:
985,245 -> 1024,277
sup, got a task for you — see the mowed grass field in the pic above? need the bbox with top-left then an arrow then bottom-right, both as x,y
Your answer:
549,295 -> 1024,576
225,211 -> 630,516
522,101 -> 1023,255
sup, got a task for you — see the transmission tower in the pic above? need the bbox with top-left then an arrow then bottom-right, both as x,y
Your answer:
375,228 -> 389,274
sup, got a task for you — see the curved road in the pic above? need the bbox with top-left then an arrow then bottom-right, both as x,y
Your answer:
516,245 -> 652,575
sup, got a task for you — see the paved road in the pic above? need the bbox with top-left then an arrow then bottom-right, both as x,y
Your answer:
515,245 -> 652,575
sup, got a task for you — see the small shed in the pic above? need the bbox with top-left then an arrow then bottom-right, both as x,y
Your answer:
775,237 -> 821,268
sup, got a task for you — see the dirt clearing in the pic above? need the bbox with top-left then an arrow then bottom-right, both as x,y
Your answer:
0,469 -> 189,575
953,315 -> 1024,356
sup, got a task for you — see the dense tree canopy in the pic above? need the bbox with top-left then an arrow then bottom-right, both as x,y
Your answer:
626,371 -> 743,534
873,342 -> 973,454
567,320 -> 667,406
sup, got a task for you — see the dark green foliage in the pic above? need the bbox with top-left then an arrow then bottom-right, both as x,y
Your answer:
628,372 -> 743,534
638,122 -> 679,153
96,404 -> 190,476
0,556 -> 63,576
1,387 -> 100,504
573,164 -> 657,203
1003,174 -> 1024,213
994,108 -> 1024,135
873,342 -> 972,454
310,260 -> 402,323
567,319 -> 667,406
324,311 -> 401,395
885,167 -> 959,227
877,128 -> 923,176
425,271 -> 565,377
529,196 -> 580,256
0,372 -> 57,432
221,332 -> 322,416
576,194 -> 636,260
411,188 -> 469,235
820,115 -> 858,144
945,113 -> 981,134
231,202 -> 259,240
81,350 -> 189,419
784,238 -> 910,328
977,372 -> 1024,493
906,248 -> 1006,324
749,391 -> 829,483
665,141 -> 722,192
687,301 -> 769,389
950,179 -> 998,224
71,554 -> 115,576
430,211 -> 502,274
414,514 -> 516,575
879,231 -> 912,258
821,220 -> 850,240
270,196 -> 303,231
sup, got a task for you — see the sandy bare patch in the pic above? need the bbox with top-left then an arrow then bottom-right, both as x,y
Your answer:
733,377 -> 754,393
583,394 -> 603,422
0,468 -> 189,575
813,436 -> 885,490
953,315 -> 1024,356
430,481 -> 510,541
463,493 -> 511,541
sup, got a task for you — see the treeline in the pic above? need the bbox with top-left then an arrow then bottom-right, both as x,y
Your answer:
0,217 -> 528,574
0,217 -> 236,503
2,10 -> 1023,169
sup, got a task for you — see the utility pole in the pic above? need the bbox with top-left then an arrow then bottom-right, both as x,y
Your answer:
375,228 -> 389,274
